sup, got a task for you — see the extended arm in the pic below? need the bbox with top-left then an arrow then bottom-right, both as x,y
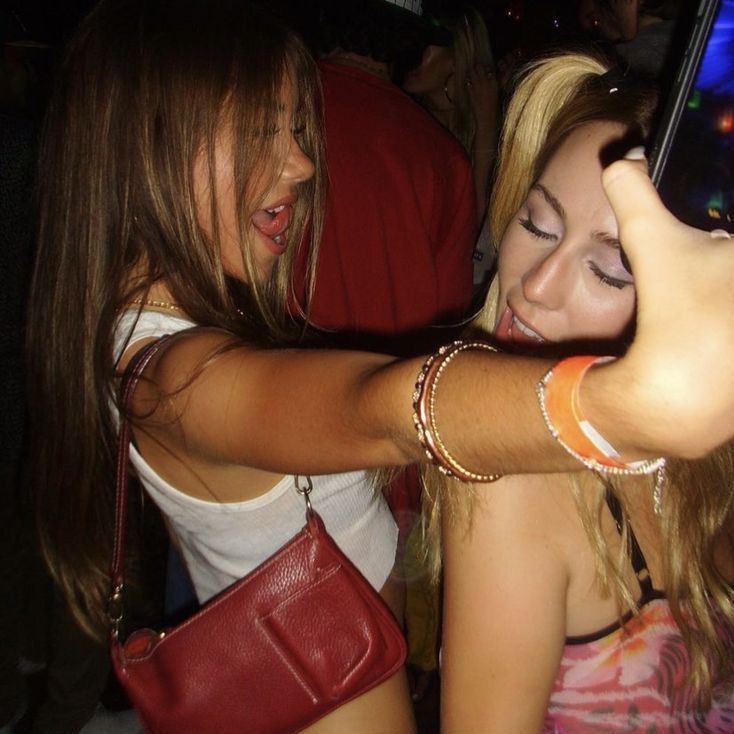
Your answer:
128,157 -> 734,493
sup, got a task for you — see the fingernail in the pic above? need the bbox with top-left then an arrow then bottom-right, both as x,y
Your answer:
624,146 -> 646,161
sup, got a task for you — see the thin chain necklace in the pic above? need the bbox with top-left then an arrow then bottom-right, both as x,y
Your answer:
130,298 -> 185,313
130,298 -> 246,319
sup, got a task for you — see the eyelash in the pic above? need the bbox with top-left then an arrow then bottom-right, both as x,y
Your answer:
518,216 -> 555,241
519,216 -> 631,290
588,263 -> 630,290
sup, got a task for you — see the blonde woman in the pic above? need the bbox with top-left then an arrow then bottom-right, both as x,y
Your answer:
436,52 -> 734,733
402,3 -> 499,230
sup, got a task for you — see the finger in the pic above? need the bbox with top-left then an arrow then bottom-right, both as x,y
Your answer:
602,153 -> 679,245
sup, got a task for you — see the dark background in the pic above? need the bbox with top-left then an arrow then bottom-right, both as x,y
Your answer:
1,0 -> 589,119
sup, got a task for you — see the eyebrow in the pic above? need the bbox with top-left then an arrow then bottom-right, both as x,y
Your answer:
533,183 -> 566,220
532,183 -> 621,249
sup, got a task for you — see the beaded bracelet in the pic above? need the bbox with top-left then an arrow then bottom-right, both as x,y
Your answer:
413,340 -> 502,483
536,355 -> 666,475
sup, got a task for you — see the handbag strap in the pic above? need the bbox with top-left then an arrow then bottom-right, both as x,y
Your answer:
109,334 -> 176,637
107,332 -> 316,638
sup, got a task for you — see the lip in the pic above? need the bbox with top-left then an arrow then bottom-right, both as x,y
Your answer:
494,305 -> 547,345
251,195 -> 296,255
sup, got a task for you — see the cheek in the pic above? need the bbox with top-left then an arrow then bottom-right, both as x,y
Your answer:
421,50 -> 452,87
497,227 -> 539,288
580,289 -> 636,338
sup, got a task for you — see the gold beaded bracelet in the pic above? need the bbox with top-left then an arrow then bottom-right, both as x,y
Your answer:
413,340 -> 502,483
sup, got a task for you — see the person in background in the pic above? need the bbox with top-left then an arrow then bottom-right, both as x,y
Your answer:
430,51 -> 734,733
296,0 -> 477,354
402,3 -> 500,291
578,0 -> 683,80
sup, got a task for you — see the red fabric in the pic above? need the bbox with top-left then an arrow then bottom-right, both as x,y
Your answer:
296,62 -> 476,535
297,61 -> 476,343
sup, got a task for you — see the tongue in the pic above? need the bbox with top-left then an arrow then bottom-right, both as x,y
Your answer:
252,207 -> 289,236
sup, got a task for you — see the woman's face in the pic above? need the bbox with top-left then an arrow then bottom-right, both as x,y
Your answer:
402,44 -> 455,97
193,80 -> 315,283
495,122 -> 635,346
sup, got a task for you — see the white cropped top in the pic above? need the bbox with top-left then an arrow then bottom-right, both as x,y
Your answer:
114,311 -> 398,603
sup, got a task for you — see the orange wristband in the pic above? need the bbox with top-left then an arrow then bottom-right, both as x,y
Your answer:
537,356 -> 665,475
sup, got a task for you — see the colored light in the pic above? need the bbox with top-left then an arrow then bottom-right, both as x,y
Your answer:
687,89 -> 702,110
717,108 -> 734,133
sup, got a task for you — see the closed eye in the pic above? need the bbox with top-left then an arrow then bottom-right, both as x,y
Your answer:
588,262 -> 632,290
519,216 -> 556,241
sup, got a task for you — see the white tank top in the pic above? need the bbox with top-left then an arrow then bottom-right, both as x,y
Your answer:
114,311 -> 398,603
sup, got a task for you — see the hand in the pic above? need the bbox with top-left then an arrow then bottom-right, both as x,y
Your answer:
593,153 -> 734,457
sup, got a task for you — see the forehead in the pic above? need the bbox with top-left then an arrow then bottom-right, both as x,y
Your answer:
539,121 -> 626,189
535,122 -> 626,217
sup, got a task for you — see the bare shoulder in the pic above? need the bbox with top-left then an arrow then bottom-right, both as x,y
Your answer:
141,327 -> 250,391
441,472 -> 578,732
442,471 -> 587,596
469,471 -> 584,542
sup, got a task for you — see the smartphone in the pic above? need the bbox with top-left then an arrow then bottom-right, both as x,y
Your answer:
648,0 -> 734,230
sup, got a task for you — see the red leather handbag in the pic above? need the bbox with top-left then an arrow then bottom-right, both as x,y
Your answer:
109,335 -> 407,733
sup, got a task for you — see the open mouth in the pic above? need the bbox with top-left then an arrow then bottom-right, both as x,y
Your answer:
495,306 -> 546,345
251,204 -> 292,250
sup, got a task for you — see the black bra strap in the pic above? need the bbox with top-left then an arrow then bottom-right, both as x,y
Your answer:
604,488 -> 655,598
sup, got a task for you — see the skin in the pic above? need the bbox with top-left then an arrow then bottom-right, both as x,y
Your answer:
192,91 -> 315,283
402,44 -> 455,103
494,122 -> 635,345
441,123 -> 734,733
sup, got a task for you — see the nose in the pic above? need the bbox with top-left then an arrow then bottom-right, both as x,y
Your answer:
284,136 -> 315,184
521,246 -> 573,311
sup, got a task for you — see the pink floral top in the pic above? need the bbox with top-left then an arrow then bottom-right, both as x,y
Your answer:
543,599 -> 734,733
543,492 -> 734,733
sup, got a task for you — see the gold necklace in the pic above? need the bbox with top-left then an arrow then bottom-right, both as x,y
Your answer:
130,298 -> 247,319
130,298 -> 185,313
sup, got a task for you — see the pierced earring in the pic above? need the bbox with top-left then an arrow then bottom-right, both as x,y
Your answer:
710,228 -> 732,240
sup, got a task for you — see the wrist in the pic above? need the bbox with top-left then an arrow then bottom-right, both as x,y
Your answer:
538,356 -> 665,473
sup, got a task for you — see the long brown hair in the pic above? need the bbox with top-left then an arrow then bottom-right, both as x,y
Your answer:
27,0 -> 325,637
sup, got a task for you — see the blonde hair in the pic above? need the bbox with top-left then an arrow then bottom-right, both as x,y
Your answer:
27,0 -> 325,637
432,5 -> 495,154
422,50 -> 734,705
574,461 -> 734,707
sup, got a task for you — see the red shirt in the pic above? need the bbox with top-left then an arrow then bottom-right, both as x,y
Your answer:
296,60 -> 476,355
